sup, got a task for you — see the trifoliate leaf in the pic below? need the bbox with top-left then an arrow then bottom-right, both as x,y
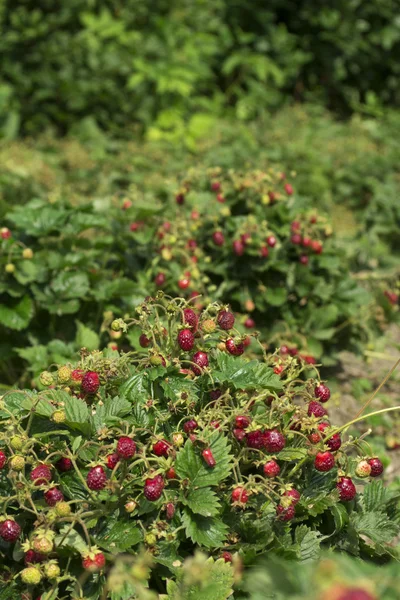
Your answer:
64,394 -> 91,435
294,525 -> 321,561
167,553 -> 234,600
97,520 -> 142,552
352,511 -> 399,543
213,353 -> 282,391
55,525 -> 88,553
362,479 -> 388,513
91,395 -> 132,432
176,434 -> 233,488
182,487 -> 221,517
181,509 -> 228,549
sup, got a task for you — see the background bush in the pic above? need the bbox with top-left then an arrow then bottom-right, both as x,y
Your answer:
1,1 -> 400,137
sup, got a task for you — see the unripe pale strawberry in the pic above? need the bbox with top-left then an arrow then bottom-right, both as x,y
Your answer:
355,460 -> 372,478
10,455 -> 25,471
10,435 -> 24,450
39,371 -> 54,386
52,410 -> 66,423
32,536 -> 53,555
57,366 -> 71,383
21,566 -> 42,585
55,501 -> 72,517
202,319 -> 217,333
125,500 -> 137,513
44,562 -> 61,579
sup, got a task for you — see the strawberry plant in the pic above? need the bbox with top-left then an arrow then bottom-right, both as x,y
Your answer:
0,296 -> 398,599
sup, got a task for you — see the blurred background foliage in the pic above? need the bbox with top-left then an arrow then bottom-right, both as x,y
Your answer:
1,0 -> 400,140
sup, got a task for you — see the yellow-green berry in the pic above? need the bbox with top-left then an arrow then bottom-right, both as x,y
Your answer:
21,566 -> 42,585
39,371 -> 54,387
52,410 -> 66,424
10,455 -> 25,471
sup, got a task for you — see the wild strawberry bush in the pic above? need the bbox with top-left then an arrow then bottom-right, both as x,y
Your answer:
0,297 -> 398,599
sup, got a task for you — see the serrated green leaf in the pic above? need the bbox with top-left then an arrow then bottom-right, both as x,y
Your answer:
331,504 -> 349,533
0,296 -> 34,330
97,520 -> 142,552
277,448 -> 307,461
75,320 -> 100,351
182,509 -> 228,549
304,492 -> 339,517
362,480 -> 387,513
55,525 -> 88,553
213,352 -> 282,391
352,511 -> 399,544
294,525 -> 321,561
160,376 -> 199,402
51,271 -> 90,300
91,395 -> 132,432
63,395 -> 91,435
176,434 -> 233,488
168,554 -> 234,600
183,487 -> 221,517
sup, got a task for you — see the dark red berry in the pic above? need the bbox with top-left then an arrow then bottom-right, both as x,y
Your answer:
284,183 -> 293,195
178,277 -> 190,289
0,519 -> 21,542
183,419 -> 198,434
192,351 -> 209,375
315,384 -> 331,403
337,476 -> 356,501
81,371 -> 100,395
178,329 -> 195,351
0,451 -> 6,469
106,453 -> 119,470
283,489 -> 301,505
291,220 -> 301,232
87,466 -> 107,490
302,236 -> 311,247
44,487 -> 64,506
259,245 -> 269,258
263,430 -> 286,453
217,310 -> 235,330
231,487 -> 249,503
221,551 -> 233,563
144,475 -> 165,501
326,433 -> 342,452
246,430 -> 264,449
153,440 -> 170,457
166,502 -> 175,520
139,334 -> 151,348
263,460 -> 280,478
55,457 -> 73,472
232,240 -> 245,256
315,451 -> 335,472
24,550 -> 45,565
30,464 -> 52,486
213,231 -> 225,246
226,338 -> 244,356
235,415 -> 251,430
209,389 -> 222,401
117,437 -> 136,459
308,401 -> 327,418
202,448 -> 216,467
266,235 -> 276,247
155,272 -> 166,287
244,318 -> 255,328
175,193 -> 185,205
276,504 -> 295,521
82,551 -> 106,572
368,457 -> 384,477
182,308 -> 198,331
211,181 -> 221,192
291,233 -> 302,245
166,467 -> 177,480
299,255 -> 309,265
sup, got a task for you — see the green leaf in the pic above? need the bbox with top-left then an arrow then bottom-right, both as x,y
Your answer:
303,492 -> 339,517
64,394 -> 90,435
97,520 -> 142,552
352,511 -> 399,543
265,287 -> 287,306
183,487 -> 221,517
182,509 -> 228,549
331,504 -> 349,533
55,525 -> 88,553
51,271 -> 90,300
75,320 -> 100,351
91,395 -> 132,432
362,480 -> 387,512
167,554 -> 234,600
176,434 -> 233,488
213,352 -> 282,391
0,296 -> 34,330
277,448 -> 307,461
294,525 -> 321,561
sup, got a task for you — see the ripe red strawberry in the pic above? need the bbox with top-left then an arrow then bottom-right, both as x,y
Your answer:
87,466 -> 107,490
0,519 -> 21,542
274,364 -> 284,375
263,460 -> 280,478
299,255 -> 309,265
177,329 -> 195,351
232,240 -> 245,256
30,464 -> 52,486
368,457 -> 384,477
284,183 -> 293,195
217,193 -> 225,203
308,401 -> 327,418
315,384 -> 331,403
326,432 -> 342,452
384,290 -> 399,305
335,588 -> 375,600
81,371 -> 100,395
315,451 -> 335,472
266,235 -> 277,247
82,551 -> 106,572
202,448 -> 216,467
246,430 -> 264,449
235,415 -> 251,430
166,467 -> 177,480
24,550 -> 45,565
276,504 -> 295,521
232,428 -> 245,442
182,308 -> 198,331
210,389 -> 222,401
291,220 -> 301,232
139,333 -> 151,348
166,502 -> 175,520
184,419 -> 198,433
221,551 -> 233,563
231,487 -> 249,503
175,193 -> 185,205
144,475 -> 165,501
106,453 -> 120,470
192,351 -> 209,375
283,489 -> 301,505
226,338 -> 244,356
130,221 -> 143,232
259,245 -> 269,258
153,440 -> 170,457
213,231 -> 225,246
291,233 -> 302,244
155,272 -> 166,286
302,236 -> 311,247
311,240 -> 323,254
55,457 -> 73,472
0,451 -> 6,469
0,227 -> 11,240
178,277 -> 190,289
44,487 -> 64,507
303,354 -> 316,364
211,181 -> 221,192
263,430 -> 286,453
187,239 -> 197,250
337,476 -> 356,501
210,420 -> 220,429
217,310 -> 235,330
71,369 -> 84,383
244,317 -> 255,329
117,437 -> 136,459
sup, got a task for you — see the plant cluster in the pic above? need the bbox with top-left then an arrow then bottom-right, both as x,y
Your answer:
0,297 -> 397,599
